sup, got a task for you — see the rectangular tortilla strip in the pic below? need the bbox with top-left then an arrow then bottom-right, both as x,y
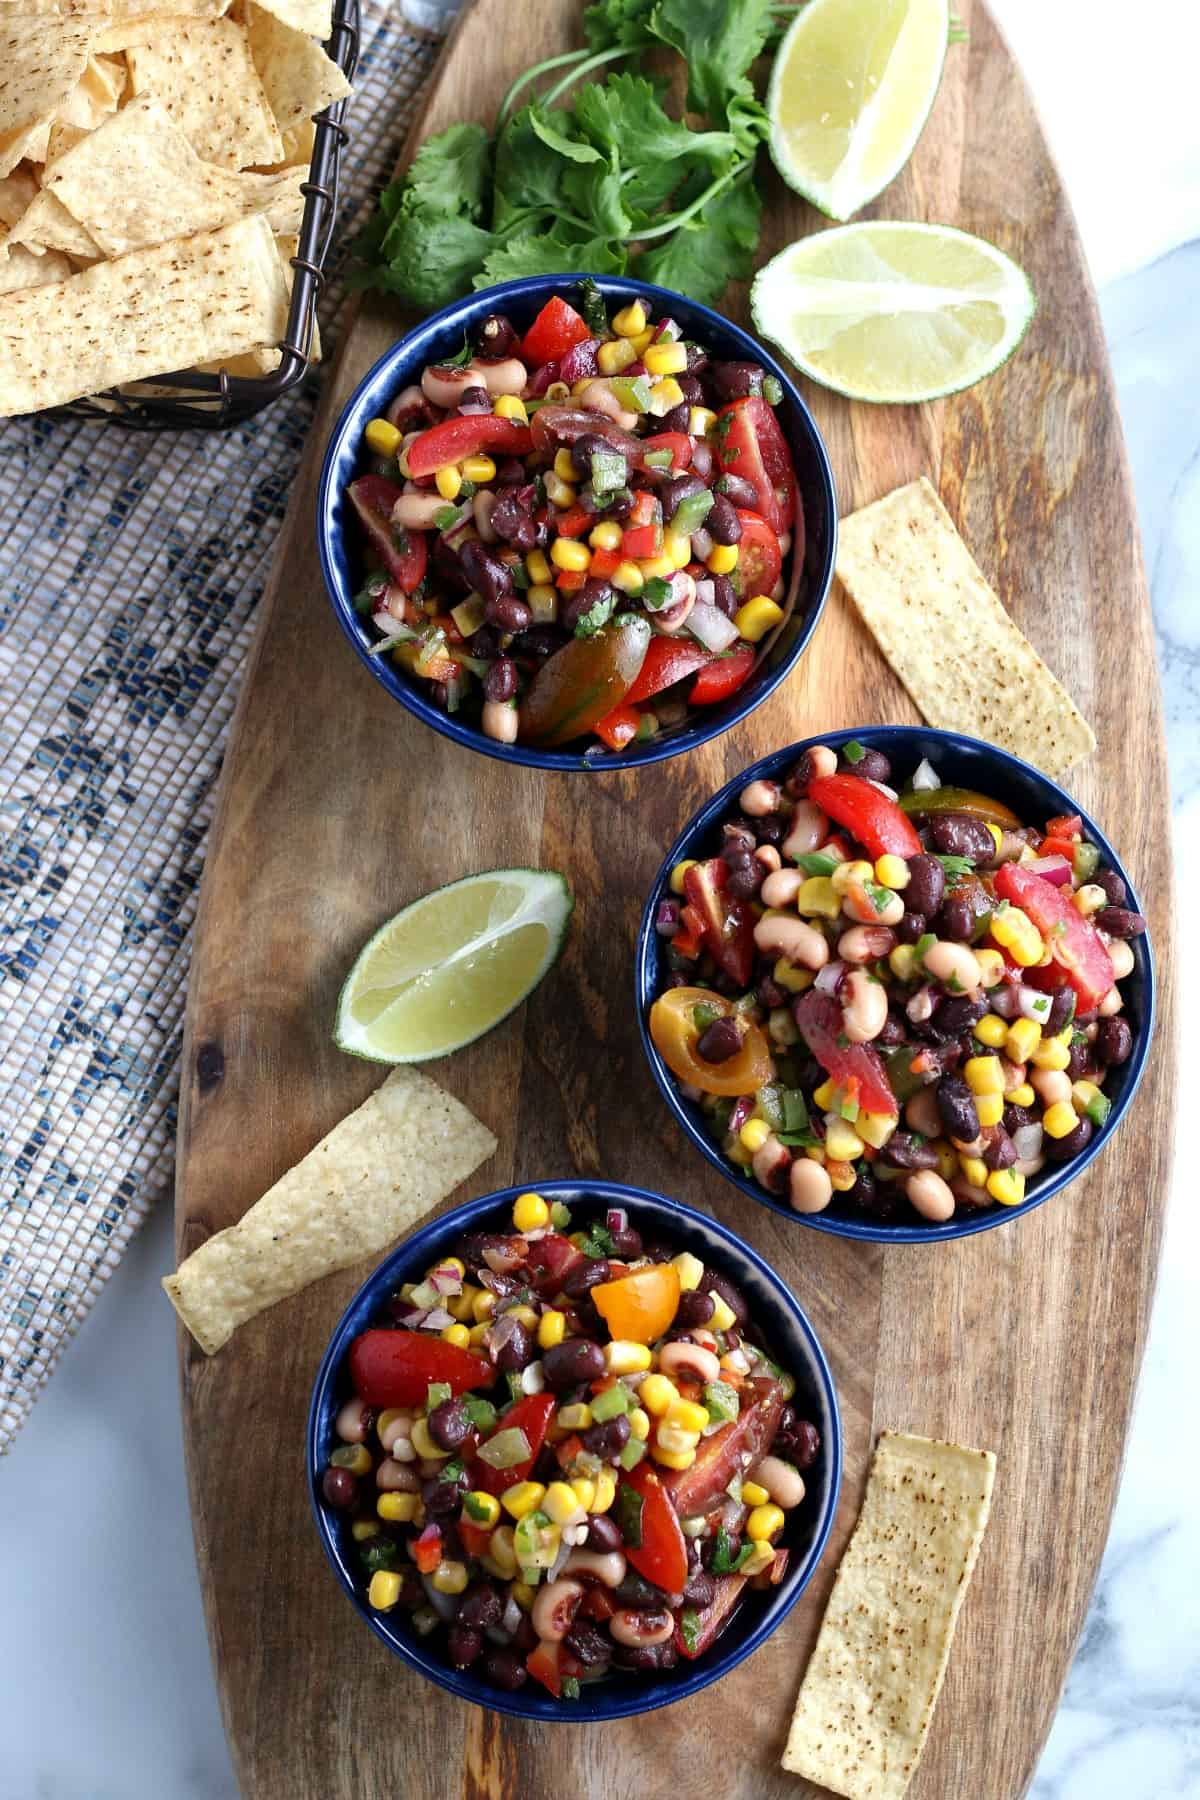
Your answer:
0,213 -> 289,415
163,1068 -> 497,1356
836,476 -> 1096,780
782,1431 -> 997,1800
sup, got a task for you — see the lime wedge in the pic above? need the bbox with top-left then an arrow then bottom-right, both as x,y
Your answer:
767,0 -> 950,221
334,869 -> 573,1063
751,223 -> 1036,404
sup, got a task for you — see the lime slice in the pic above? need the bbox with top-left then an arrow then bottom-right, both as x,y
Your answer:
751,223 -> 1036,404
767,0 -> 950,221
335,869 -> 573,1063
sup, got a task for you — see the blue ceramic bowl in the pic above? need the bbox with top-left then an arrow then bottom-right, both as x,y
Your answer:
636,727 -> 1156,1243
316,274 -> 837,771
308,1180 -> 842,1719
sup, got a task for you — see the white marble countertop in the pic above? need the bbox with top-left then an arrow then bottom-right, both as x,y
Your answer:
3,6 -> 1197,1795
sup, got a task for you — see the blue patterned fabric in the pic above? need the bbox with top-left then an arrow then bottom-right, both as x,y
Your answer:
0,2 -> 443,1450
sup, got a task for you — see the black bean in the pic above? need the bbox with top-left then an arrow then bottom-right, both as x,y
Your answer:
659,473 -> 706,520
904,855 -> 945,920
937,892 -> 981,943
709,572 -> 737,617
1096,906 -> 1146,939
696,1017 -> 742,1064
542,1337 -> 605,1387
1095,867 -> 1127,906
1003,1102 -> 1037,1136
616,1573 -> 670,1609
876,1011 -> 907,1047
1067,1038 -> 1091,1080
561,1258 -> 610,1300
565,1622 -> 612,1666
843,1160 -> 879,1212
701,1530 -> 740,1570
476,312 -> 520,357
932,994 -> 988,1041
483,657 -> 518,704
447,1623 -> 483,1668
674,1290 -> 715,1329
321,1467 -> 356,1509
614,1640 -> 678,1672
488,489 -> 536,549
482,1647 -> 528,1692
428,1398 -> 469,1451
726,861 -> 764,900
928,814 -> 995,860
511,624 -> 567,662
982,1127 -> 1018,1172
460,541 -> 513,605
494,1321 -> 532,1372
677,372 -> 704,404
936,1074 -> 980,1141
884,1130 -> 940,1170
709,360 -> 765,400
1044,1115 -> 1094,1162
838,747 -> 891,783
702,1268 -> 749,1326
1095,1016 -> 1133,1065
573,431 -> 625,477
1046,988 -> 1077,1034
682,1570 -> 716,1609
585,1514 -> 623,1554
457,1582 -> 503,1630
773,1410 -> 820,1469
426,681 -> 450,713
713,471 -> 759,510
604,487 -> 635,524
421,1476 -> 462,1520
583,1415 -> 631,1460
706,494 -> 742,545
658,402 -> 691,434
485,594 -> 532,633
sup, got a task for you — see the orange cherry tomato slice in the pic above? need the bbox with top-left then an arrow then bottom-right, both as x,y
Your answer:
592,1264 -> 681,1344
648,987 -> 772,1097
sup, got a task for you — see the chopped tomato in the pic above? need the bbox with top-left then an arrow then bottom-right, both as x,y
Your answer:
593,1264 -> 681,1344
793,989 -> 898,1117
521,296 -> 591,366
411,1524 -> 443,1574
470,1392 -> 557,1496
553,505 -> 592,539
629,490 -> 660,527
714,397 -> 795,532
518,620 -> 650,746
525,1231 -> 585,1295
592,701 -> 641,750
807,772 -> 923,860
734,508 -> 782,601
648,988 -> 772,1097
621,523 -> 661,560
994,863 -> 1117,1008
526,1639 -> 563,1696
690,646 -> 756,705
676,1573 -> 746,1659
348,1329 -> 492,1408
1046,813 -> 1083,840
618,1463 -> 689,1594
346,477 -> 428,593
405,415 -> 533,477
1039,835 -> 1079,864
589,546 -> 622,578
641,431 -> 692,472
660,1376 -> 784,1517
457,1519 -> 494,1559
555,566 -> 588,592
623,637 -> 714,705
683,858 -> 756,985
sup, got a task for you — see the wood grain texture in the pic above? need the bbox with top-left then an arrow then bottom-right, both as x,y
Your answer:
174,3 -> 1176,1795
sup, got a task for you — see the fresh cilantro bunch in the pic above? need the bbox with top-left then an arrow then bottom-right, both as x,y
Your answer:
354,0 -> 780,311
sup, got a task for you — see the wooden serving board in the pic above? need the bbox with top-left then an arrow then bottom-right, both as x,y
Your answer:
175,3 -> 1176,1795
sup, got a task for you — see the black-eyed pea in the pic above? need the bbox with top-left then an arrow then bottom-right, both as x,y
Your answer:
761,868 -> 804,908
922,940 -> 982,991
807,744 -> 837,779
609,1609 -> 674,1648
753,914 -> 829,969
842,968 -> 888,1043
1108,939 -> 1135,980
755,845 -> 783,874
1098,987 -> 1125,1017
420,363 -> 479,407
740,778 -> 781,817
842,886 -> 904,927
755,1454 -> 807,1509
531,1578 -> 584,1642
561,1548 -> 627,1588
789,1157 -> 832,1215
470,355 -> 527,396
1031,1067 -> 1072,1107
752,1132 -> 792,1193
375,1458 -> 420,1493
905,1169 -> 956,1221
659,1340 -> 722,1385
838,925 -> 896,965
782,800 -> 828,860
904,1085 -> 942,1138
481,700 -> 519,744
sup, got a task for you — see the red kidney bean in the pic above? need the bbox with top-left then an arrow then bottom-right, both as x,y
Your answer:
904,854 -> 945,919
565,1621 -> 612,1666
1095,1016 -> 1132,1064
496,456 -> 526,485
674,1290 -> 715,1329
677,373 -> 704,404
1044,1115 -> 1093,1162
483,657 -> 518,704
614,1639 -> 678,1671
321,1467 -> 356,1509
883,1130 -> 940,1170
585,1514 -> 623,1554
684,343 -> 709,374
701,1268 -> 748,1326
682,1570 -> 716,1609
937,890 -> 984,943
708,571 -> 737,616
583,1415 -> 631,1460
1096,906 -> 1146,938
929,814 -> 995,860
447,1624 -> 483,1667
936,1074 -> 980,1141
610,1225 -> 643,1258
561,576 -> 614,634
657,402 -> 691,434
482,1647 -> 528,1691
428,1398 -> 469,1451
696,1017 -> 742,1064
494,1320 -> 532,1372
714,471 -> 759,510
485,594 -> 532,633
709,361 -> 765,400
982,1127 -> 1017,1171
838,746 -> 891,782
706,493 -> 742,545
458,1582 -> 503,1629
1046,988 -> 1077,1034
1003,1101 -> 1037,1135
489,489 -> 538,549
476,313 -> 520,357
542,1337 -> 605,1387
1095,867 -> 1127,906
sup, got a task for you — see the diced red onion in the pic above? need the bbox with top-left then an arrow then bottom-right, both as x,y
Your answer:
864,778 -> 899,801
520,1360 -> 546,1395
391,1304 -> 427,1328
912,757 -> 940,791
769,1548 -> 790,1586
502,1596 -> 523,1637
547,1536 -> 572,1583
694,577 -> 716,608
1013,1123 -> 1044,1161
525,359 -> 560,398
690,526 -> 714,562
485,1311 -> 521,1358
1025,855 -> 1073,887
408,1278 -> 440,1309
428,1265 -> 463,1295
1017,986 -> 1053,1023
606,1208 -> 628,1234
655,898 -> 681,936
687,602 -> 740,652
370,607 -> 395,637
815,960 -> 846,996
422,1306 -> 454,1332
421,1575 -> 458,1621
989,983 -> 1020,1019
482,1243 -> 524,1274
906,983 -> 936,1023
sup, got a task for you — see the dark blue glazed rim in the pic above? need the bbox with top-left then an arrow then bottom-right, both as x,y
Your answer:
316,274 -> 837,771
308,1180 -> 842,1719
636,727 -> 1157,1244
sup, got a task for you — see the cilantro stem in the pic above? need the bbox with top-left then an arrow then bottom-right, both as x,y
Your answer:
496,48 -> 588,127
539,45 -> 638,109
629,159 -> 752,242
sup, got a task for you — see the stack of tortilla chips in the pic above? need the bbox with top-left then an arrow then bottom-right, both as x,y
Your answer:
0,0 -> 351,415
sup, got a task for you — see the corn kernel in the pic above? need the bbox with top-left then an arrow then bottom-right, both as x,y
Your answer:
628,1407 -> 650,1441
597,336 -> 637,375
464,1490 -> 501,1528
431,1559 -> 468,1595
494,393 -> 527,422
1071,1079 -> 1102,1113
377,1492 -> 418,1523
1042,1100 -> 1079,1139
1006,1082 -> 1036,1108
825,1117 -> 865,1162
741,1480 -> 771,1508
537,1309 -> 566,1351
706,541 -> 740,576
611,559 -> 644,594
874,854 -> 909,890
649,376 -> 685,411
570,1477 -> 596,1512
507,1304 -> 538,1330
435,464 -> 462,501
828,1160 -> 857,1192
669,859 -> 697,895
1074,883 -> 1107,917
545,380 -> 570,402
656,1425 -> 701,1458
441,1322 -> 471,1348
773,958 -> 813,994
510,1581 -> 537,1611
987,1167 -> 1026,1207
976,948 -> 1006,989
804,1145 -> 827,1166
796,876 -> 840,919
613,300 -> 647,337
543,1481 -> 583,1524
589,519 -> 623,553
501,1481 -> 547,1520
638,553 -> 675,580
831,859 -> 873,896
672,1251 -> 704,1292
985,822 -> 1004,853
410,1417 -> 449,1460
446,1283 -> 480,1322
650,1443 -> 696,1470
746,1503 -> 785,1542
740,1539 -> 776,1577
708,1291 -> 737,1332
644,342 -> 688,377
666,1398 -> 710,1435
1031,1036 -> 1071,1071
740,1117 -> 771,1152
964,1055 -> 1005,1096
974,1014 -> 1009,1049
688,405 -> 716,436
663,529 -> 693,570
639,1373 -> 680,1416
932,1138 -> 958,1180
368,1569 -> 404,1610
364,417 -> 402,458
592,1468 -> 617,1513
812,1078 -> 837,1111
556,1402 -> 593,1431
462,454 -> 496,484
1005,1017 -> 1042,1063
629,326 -> 655,355
550,448 -> 576,483
975,1092 -> 1004,1128
991,905 -> 1044,966
959,1154 -> 989,1188
487,1525 -> 518,1577
605,1340 -> 652,1375
351,1518 -> 379,1542
468,1321 -> 490,1347
525,548 -> 552,585
551,537 -> 590,572
512,1190 -> 550,1232
527,583 -> 558,623
330,1441 -> 372,1474
889,944 -> 919,982
858,1110 -> 898,1149
544,472 -> 577,509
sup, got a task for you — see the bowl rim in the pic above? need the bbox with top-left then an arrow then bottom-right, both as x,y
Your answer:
307,1177 -> 843,1719
635,725 -> 1157,1243
315,272 -> 838,772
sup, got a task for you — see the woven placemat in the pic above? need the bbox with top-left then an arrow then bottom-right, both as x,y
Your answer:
0,0 -> 448,1452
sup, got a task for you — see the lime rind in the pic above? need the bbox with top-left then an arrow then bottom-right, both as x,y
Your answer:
334,868 -> 573,1064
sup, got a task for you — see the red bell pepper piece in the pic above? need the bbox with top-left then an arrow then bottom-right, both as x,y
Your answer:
520,296 -> 591,367
404,415 -> 532,477
623,637 -> 713,705
676,1573 -> 747,1659
348,1330 -> 492,1409
457,1519 -> 494,1559
553,505 -> 592,539
589,546 -> 622,578
793,989 -> 898,1117
689,645 -> 755,705
592,701 -> 641,750
621,523 -> 660,560
346,477 -> 428,593
714,397 -> 796,533
411,1524 -> 443,1574
1038,836 -> 1078,865
993,863 -> 1117,1007
617,1463 -> 689,1595
641,431 -> 692,472
661,1376 -> 786,1518
733,508 -> 782,601
526,1640 -> 563,1696
470,1393 -> 557,1495
1046,813 -> 1083,840
682,858 -> 755,986
807,772 -> 922,860
555,566 -> 588,592
525,1231 -> 585,1296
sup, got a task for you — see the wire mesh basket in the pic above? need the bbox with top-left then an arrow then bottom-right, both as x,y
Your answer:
63,0 -> 361,431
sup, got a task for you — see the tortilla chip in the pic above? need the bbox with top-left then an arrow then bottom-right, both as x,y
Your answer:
245,0 -> 331,40
246,0 -> 349,132
0,212 -> 289,414
0,243 -> 73,294
162,1068 -> 498,1356
836,477 -> 1097,780
55,53 -> 127,130
0,168 -> 39,227
44,120 -> 90,164
127,18 -> 284,169
45,95 -> 304,257
782,1432 -> 996,1800
2,189 -> 102,260
0,117 -> 54,180
0,15 -> 95,138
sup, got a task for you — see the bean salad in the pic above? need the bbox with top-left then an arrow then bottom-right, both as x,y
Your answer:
317,1192 -> 821,1700
346,286 -> 801,752
649,739 -> 1145,1225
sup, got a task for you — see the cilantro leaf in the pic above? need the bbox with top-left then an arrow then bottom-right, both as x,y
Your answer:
577,277 -> 609,336
402,122 -> 492,215
647,0 -> 775,120
491,106 -> 574,226
475,231 -> 626,286
563,158 -> 632,240
575,73 -> 735,170
574,592 -> 616,636
635,177 -> 761,307
358,209 -> 496,310
583,0 -> 656,50
528,104 -> 605,164
934,854 -> 975,881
